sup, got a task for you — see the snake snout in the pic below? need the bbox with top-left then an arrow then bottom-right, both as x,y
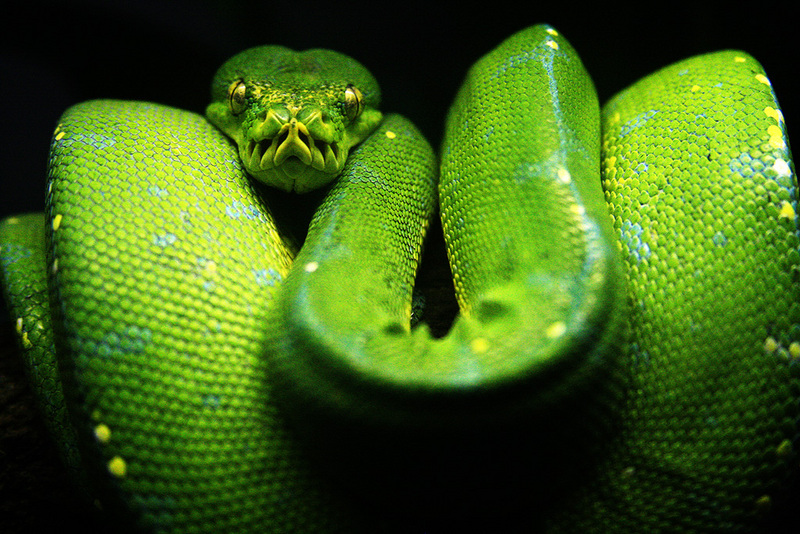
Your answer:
244,118 -> 343,176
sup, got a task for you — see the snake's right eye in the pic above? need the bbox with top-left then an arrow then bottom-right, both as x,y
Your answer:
228,80 -> 247,115
343,84 -> 365,121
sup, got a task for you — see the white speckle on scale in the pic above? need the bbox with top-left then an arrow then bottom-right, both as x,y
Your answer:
772,159 -> 791,177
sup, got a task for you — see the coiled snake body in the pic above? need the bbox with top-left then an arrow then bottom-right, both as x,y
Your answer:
1,24 -> 798,533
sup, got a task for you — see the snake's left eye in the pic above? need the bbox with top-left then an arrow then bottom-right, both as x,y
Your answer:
343,84 -> 364,121
228,80 -> 247,115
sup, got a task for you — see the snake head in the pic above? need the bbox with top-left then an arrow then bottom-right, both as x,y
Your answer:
206,46 -> 383,193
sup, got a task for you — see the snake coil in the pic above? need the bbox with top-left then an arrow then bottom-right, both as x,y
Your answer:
1,24 -> 798,533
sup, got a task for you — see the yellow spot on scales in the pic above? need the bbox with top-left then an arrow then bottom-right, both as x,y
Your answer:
569,204 -> 585,216
557,168 -> 571,184
15,317 -> 23,335
764,106 -> 784,122
621,466 -> 635,478
779,202 -> 796,220
764,337 -> 779,353
755,74 -> 771,86
546,40 -> 559,50
789,342 -> 800,359
52,214 -> 63,231
755,495 -> 772,513
768,124 -> 786,149
734,56 -> 746,63
304,261 -> 319,273
108,456 -> 127,477
691,85 -> 700,92
776,439 -> 793,459
546,321 -> 567,339
385,130 -> 396,139
95,423 -> 111,444
471,337 -> 490,354
203,260 -> 217,275
546,28 -> 558,36
21,332 -> 32,349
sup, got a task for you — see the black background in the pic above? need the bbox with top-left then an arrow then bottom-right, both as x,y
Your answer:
0,1 -> 797,531
0,0 -> 797,219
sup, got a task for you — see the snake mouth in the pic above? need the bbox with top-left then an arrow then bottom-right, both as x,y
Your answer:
243,119 -> 344,177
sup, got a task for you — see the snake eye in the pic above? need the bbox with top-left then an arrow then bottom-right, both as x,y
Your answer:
228,80 -> 247,115
343,84 -> 364,121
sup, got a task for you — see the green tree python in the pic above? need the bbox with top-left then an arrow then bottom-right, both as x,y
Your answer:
1,24 -> 798,532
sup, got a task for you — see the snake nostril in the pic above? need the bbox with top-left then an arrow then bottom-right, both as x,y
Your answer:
297,130 -> 312,150
277,130 -> 289,145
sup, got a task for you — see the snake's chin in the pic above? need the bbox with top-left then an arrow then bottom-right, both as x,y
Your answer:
246,158 -> 340,193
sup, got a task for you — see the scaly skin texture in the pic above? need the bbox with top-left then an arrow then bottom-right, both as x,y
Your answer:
0,24 -> 798,533
546,48 -> 800,533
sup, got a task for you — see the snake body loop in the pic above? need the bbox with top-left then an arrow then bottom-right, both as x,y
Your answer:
0,24 -> 798,533
268,26 -> 625,438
